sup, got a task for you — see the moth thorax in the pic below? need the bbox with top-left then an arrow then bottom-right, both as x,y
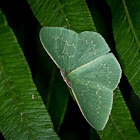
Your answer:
60,70 -> 71,88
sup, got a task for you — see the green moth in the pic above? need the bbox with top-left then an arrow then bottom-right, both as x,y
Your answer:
40,27 -> 122,130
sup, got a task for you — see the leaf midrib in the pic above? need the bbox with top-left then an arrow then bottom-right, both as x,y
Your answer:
110,115 -> 126,140
0,61 -> 35,139
122,0 -> 140,50
55,0 -> 70,28
46,67 -> 57,109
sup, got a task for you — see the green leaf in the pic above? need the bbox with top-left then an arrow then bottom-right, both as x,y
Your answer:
0,9 -> 7,26
96,88 -> 140,140
0,10 -> 59,139
106,0 -> 140,98
44,66 -> 69,132
27,0 -> 96,32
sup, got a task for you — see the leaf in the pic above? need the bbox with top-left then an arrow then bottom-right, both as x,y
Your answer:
0,10 -> 7,26
106,0 -> 140,98
27,0 -> 96,32
40,27 -> 121,130
44,67 -> 69,132
0,10 -> 59,139
96,87 -> 140,140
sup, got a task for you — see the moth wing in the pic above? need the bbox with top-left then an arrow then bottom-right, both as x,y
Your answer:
68,31 -> 110,72
71,84 -> 113,130
67,53 -> 121,130
40,27 -> 78,73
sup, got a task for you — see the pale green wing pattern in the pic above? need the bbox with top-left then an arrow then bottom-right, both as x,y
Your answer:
40,27 -> 110,75
68,31 -> 110,73
67,53 -> 121,130
40,27 -> 78,72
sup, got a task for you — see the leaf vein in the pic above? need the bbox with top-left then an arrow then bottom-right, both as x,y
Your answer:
122,0 -> 140,50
